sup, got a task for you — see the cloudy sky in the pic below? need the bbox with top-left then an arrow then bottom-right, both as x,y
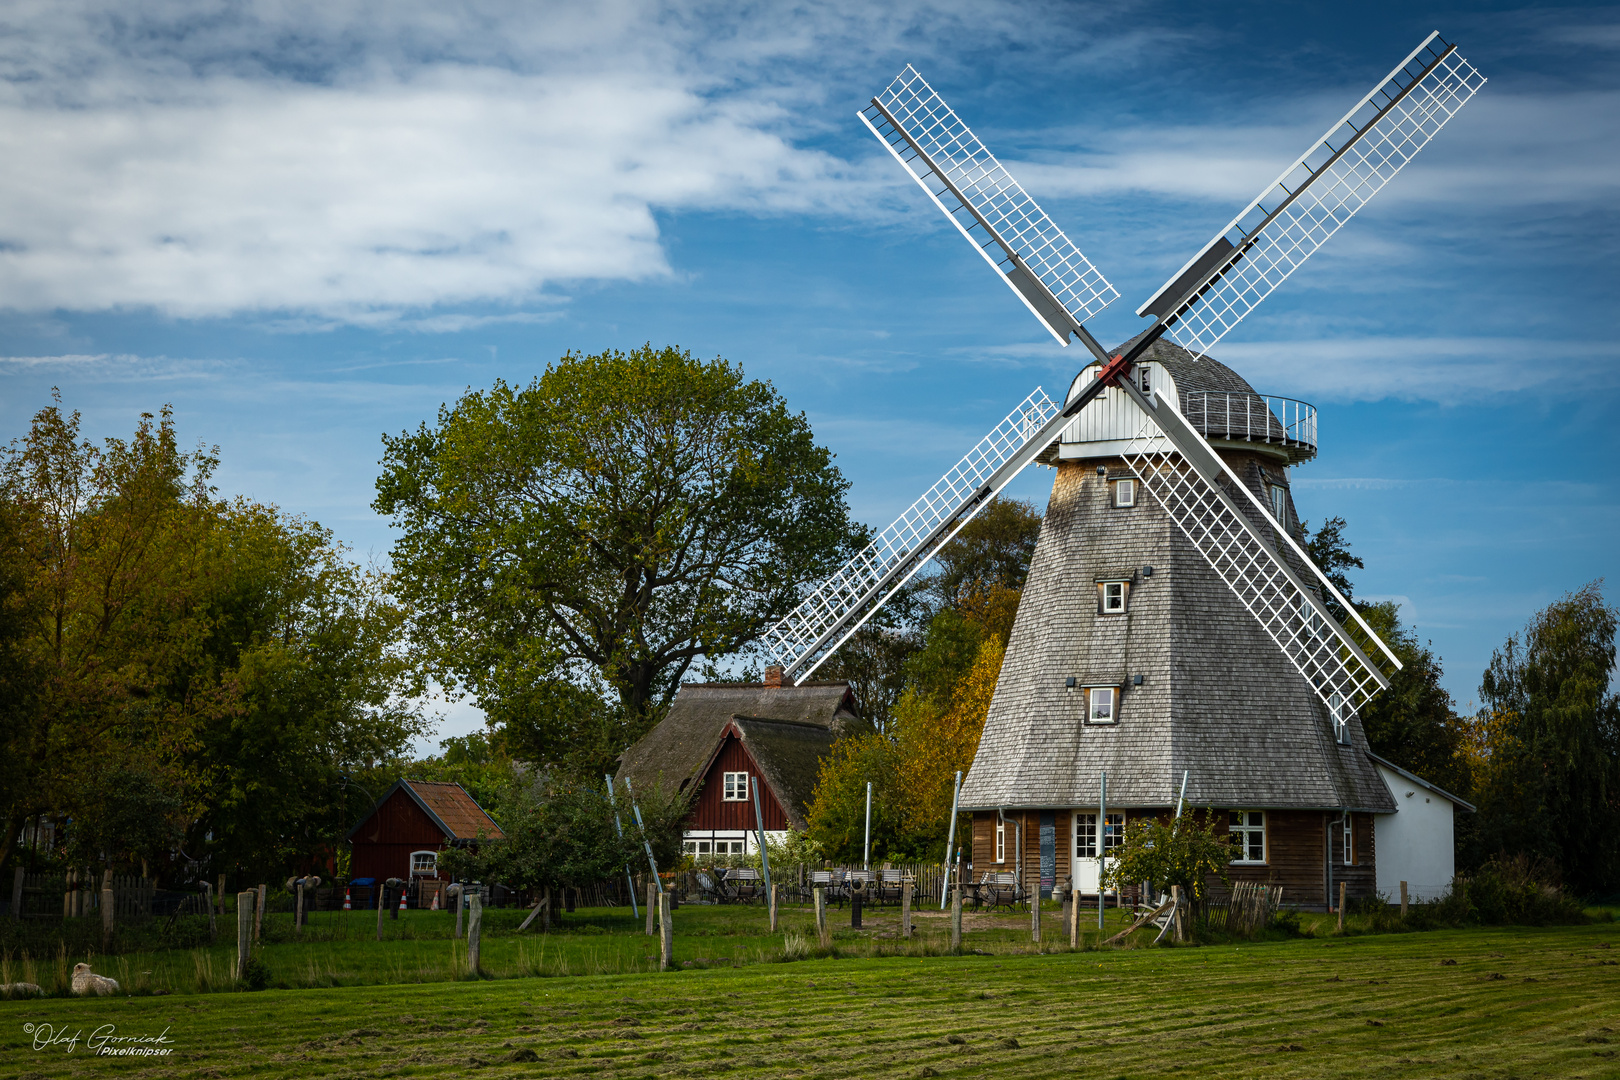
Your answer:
2,1 -> 1615,750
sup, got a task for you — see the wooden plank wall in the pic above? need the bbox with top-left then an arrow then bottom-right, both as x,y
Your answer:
687,735 -> 788,832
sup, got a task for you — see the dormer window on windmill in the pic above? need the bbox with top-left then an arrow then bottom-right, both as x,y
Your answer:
1096,575 -> 1132,615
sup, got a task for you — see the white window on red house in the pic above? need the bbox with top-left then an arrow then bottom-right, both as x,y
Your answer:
723,772 -> 748,801
410,851 -> 437,876
1087,686 -> 1118,723
1229,811 -> 1266,864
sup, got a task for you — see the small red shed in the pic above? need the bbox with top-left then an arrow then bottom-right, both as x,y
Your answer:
346,779 -> 504,884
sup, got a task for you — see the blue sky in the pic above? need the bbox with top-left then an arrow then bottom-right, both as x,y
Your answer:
2,1 -> 1615,752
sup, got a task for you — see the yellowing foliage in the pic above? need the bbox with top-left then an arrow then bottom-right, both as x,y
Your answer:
893,635 -> 1003,835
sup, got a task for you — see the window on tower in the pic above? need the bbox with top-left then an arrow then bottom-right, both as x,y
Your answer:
1268,482 -> 1287,524
1113,477 -> 1136,507
1086,686 -> 1118,724
1329,693 -> 1349,745
1229,811 -> 1267,864
1098,580 -> 1130,614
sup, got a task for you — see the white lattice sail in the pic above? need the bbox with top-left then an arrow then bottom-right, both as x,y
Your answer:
766,389 -> 1065,681
1138,32 -> 1486,355
1118,384 -> 1398,721
860,66 -> 1119,345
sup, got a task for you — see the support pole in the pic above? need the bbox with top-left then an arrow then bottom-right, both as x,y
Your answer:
863,781 -> 872,871
646,882 -> 656,936
750,777 -> 773,907
658,891 -> 673,971
467,892 -> 482,975
236,891 -> 254,981
1097,770 -> 1107,932
950,885 -> 962,952
1174,770 -> 1189,819
940,771 -> 961,910
814,884 -> 829,948
604,775 -> 640,920
624,778 -> 662,893
769,882 -> 779,933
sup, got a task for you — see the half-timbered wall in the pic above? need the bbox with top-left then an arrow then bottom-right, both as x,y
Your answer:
688,734 -> 789,832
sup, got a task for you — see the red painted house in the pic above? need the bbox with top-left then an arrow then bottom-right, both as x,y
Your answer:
346,780 -> 504,885
616,670 -> 859,856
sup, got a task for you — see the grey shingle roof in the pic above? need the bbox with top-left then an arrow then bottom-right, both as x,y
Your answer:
961,344 -> 1394,815
616,682 -> 858,805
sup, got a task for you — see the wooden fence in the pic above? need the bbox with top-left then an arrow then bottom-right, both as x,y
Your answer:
1203,882 -> 1283,935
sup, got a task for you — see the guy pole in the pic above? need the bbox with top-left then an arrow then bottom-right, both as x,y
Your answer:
863,782 -> 872,871
1174,770 -> 1189,820
940,770 -> 961,910
750,777 -> 773,898
604,775 -> 640,919
1098,770 -> 1107,932
623,777 -> 663,894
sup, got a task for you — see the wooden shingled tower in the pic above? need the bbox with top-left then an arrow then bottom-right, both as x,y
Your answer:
762,34 -> 1484,909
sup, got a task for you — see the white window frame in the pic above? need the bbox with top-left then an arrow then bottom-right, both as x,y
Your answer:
1138,364 -> 1152,394
1074,813 -> 1097,859
1086,686 -> 1118,724
1342,813 -> 1355,866
1329,693 -> 1349,745
1100,580 -> 1128,614
994,821 -> 1006,863
1113,477 -> 1136,508
1103,813 -> 1123,854
722,771 -> 749,802
409,850 -> 438,876
1228,811 -> 1267,865
1268,482 -> 1287,524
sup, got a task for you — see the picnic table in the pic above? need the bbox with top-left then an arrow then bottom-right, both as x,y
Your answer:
978,871 -> 1028,911
876,868 -> 909,905
722,867 -> 764,903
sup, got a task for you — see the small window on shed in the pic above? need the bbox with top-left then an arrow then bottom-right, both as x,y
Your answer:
1098,580 -> 1130,614
1113,477 -> 1136,507
723,771 -> 749,801
410,851 -> 437,876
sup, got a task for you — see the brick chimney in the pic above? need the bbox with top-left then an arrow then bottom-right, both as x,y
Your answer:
764,664 -> 784,688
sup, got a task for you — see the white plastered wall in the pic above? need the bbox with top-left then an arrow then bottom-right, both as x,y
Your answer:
1372,763 -> 1458,902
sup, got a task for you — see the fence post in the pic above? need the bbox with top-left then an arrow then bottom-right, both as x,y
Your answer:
237,891 -> 254,981
646,882 -> 656,936
1337,881 -> 1346,931
295,883 -> 304,940
101,886 -> 115,949
255,884 -> 266,942
769,882 -> 778,933
451,884 -> 464,939
217,873 -> 226,917
814,885 -> 829,948
950,885 -> 962,952
1399,880 -> 1408,917
205,882 -> 217,943
658,891 -> 673,971
467,892 -> 482,975
1070,882 -> 1080,949
376,881 -> 386,941
1031,878 -> 1041,945
11,867 -> 23,920
901,879 -> 912,939
1172,885 -> 1183,943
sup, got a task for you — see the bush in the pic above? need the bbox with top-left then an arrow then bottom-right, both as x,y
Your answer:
1266,909 -> 1306,936
242,954 -> 271,991
1411,854 -> 1587,928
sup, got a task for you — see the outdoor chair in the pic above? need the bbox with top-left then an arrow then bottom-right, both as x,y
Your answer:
844,869 -> 875,906
726,867 -> 762,903
877,868 -> 906,905
694,871 -> 724,904
809,869 -> 834,905
982,872 -> 1025,912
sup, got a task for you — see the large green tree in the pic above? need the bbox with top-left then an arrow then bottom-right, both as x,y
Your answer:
1358,601 -> 1472,799
1472,582 -> 1619,894
375,345 -> 853,774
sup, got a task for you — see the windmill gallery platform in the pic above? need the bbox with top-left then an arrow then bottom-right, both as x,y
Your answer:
958,338 -> 1472,911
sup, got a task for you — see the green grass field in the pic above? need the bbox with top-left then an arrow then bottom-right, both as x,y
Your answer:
1,901 -> 1617,1079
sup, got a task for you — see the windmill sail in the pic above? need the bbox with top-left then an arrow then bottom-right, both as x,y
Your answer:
1138,32 -> 1485,355
765,389 -> 1066,683
1116,377 -> 1398,717
860,66 -> 1120,346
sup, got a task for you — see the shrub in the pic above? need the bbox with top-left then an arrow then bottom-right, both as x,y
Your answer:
1412,854 -> 1587,927
242,954 -> 271,991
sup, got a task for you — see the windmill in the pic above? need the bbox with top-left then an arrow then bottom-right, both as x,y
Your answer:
764,33 -> 1484,906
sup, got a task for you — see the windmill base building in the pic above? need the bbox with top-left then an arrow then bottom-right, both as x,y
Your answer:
957,340 -> 1472,909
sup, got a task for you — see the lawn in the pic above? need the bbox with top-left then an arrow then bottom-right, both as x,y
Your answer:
1,905 -> 1617,1079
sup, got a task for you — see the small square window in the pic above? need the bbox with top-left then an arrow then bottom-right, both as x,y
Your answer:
1113,478 -> 1136,507
1087,686 -> 1117,723
1100,580 -> 1128,614
722,772 -> 749,801
1138,365 -> 1151,394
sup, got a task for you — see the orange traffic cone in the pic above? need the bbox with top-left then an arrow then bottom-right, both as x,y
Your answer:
430,889 -> 439,911
342,887 -> 351,911
398,889 -> 408,914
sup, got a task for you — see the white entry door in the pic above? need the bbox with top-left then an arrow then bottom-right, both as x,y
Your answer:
1072,812 -> 1124,894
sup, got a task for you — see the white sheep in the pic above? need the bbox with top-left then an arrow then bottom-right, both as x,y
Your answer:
0,981 -> 42,997
70,963 -> 120,996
